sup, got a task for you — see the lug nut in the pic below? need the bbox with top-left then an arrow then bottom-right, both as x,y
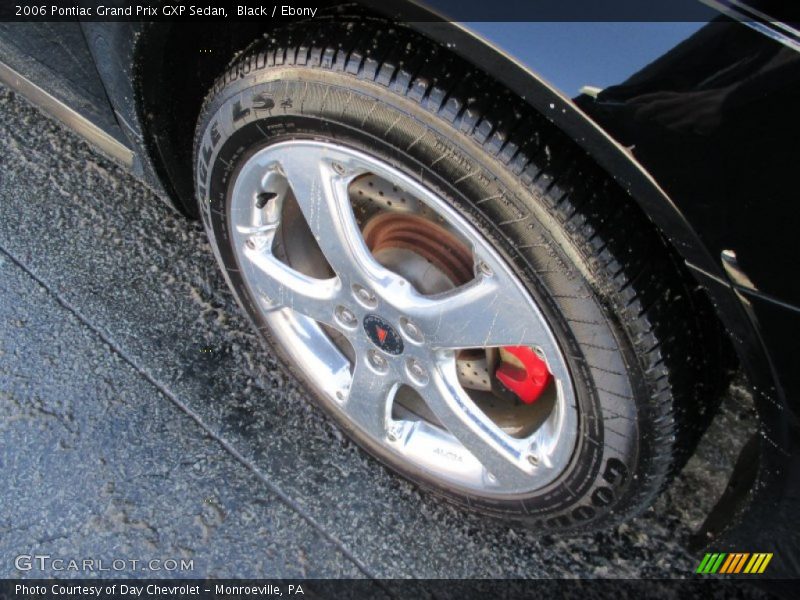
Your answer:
477,260 -> 493,277
387,426 -> 402,442
368,350 -> 388,373
406,358 -> 429,386
335,305 -> 357,328
527,454 -> 539,466
332,162 -> 346,176
352,284 -> 377,308
400,317 -> 423,343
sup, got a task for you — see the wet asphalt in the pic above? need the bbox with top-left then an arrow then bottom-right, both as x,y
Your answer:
0,84 -> 762,580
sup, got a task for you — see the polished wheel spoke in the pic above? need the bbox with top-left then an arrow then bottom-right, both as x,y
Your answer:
404,274 -> 551,350
241,245 -> 341,326
340,357 -> 399,441
418,355 -> 535,488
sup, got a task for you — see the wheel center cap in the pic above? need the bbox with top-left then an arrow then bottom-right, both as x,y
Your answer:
363,315 -> 404,355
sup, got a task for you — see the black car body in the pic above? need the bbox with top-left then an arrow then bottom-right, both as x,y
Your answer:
1,0 -> 798,576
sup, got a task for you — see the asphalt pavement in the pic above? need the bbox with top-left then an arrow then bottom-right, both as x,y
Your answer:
0,84 -> 761,580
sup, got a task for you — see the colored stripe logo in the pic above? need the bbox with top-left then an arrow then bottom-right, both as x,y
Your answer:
696,552 -> 773,574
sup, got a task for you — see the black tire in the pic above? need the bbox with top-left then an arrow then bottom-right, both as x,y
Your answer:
194,21 -> 726,533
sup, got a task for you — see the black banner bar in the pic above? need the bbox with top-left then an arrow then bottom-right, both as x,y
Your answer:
1,579 -> 797,600
2,0 -> 800,23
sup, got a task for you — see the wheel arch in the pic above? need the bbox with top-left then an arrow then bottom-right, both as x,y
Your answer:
133,13 -> 724,277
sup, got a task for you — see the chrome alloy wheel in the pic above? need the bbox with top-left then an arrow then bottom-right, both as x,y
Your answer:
229,140 -> 578,496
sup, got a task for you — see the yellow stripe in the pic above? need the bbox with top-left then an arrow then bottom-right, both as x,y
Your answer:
751,554 -> 766,573
743,554 -> 757,573
720,554 -> 736,574
758,554 -> 773,574
744,554 -> 762,574
734,553 -> 750,573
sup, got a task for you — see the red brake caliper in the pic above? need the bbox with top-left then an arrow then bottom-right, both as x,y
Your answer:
496,346 -> 552,404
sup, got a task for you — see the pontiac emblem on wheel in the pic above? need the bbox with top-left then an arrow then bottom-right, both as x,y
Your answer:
364,315 -> 404,355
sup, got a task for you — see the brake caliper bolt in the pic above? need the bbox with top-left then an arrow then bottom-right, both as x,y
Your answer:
400,317 -> 423,343
368,350 -> 388,373
352,284 -> 377,308
335,305 -> 357,328
406,358 -> 429,386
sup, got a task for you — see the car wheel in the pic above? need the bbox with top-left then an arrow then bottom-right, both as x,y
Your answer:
194,22 -> 721,532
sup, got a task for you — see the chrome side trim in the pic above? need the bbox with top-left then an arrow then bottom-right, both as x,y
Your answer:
702,0 -> 800,53
0,59 -> 134,167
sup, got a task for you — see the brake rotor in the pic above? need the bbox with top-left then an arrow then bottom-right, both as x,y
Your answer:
363,212 -> 474,289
